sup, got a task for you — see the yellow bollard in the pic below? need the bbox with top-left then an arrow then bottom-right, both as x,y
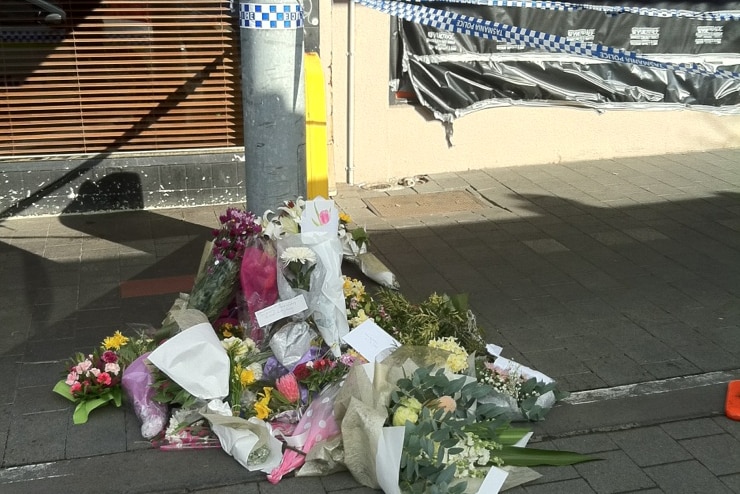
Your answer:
304,52 -> 329,199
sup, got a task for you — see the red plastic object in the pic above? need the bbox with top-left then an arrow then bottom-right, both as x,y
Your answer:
726,380 -> 740,421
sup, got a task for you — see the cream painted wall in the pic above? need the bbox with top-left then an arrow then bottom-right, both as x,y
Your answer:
324,2 -> 740,187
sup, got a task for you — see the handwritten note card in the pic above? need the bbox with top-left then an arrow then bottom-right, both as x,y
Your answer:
255,295 -> 308,327
342,319 -> 401,363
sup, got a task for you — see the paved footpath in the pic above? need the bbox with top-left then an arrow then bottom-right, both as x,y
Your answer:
0,150 -> 738,493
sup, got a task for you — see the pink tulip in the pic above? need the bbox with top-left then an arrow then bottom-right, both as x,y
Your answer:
318,209 -> 330,225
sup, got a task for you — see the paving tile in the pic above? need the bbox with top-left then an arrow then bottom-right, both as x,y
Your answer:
720,472 -> 740,493
3,410 -> 68,466
660,418 -> 726,440
644,460 -> 735,494
65,405 -> 128,458
573,450 -> 656,493
679,434 -> 740,476
522,478 -> 597,493
582,354 -> 655,387
607,426 -> 692,467
712,417 -> 740,442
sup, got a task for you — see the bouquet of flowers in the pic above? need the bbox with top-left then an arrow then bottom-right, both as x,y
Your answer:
53,331 -> 130,424
188,207 -> 262,322
239,235 -> 279,347
475,357 -> 566,422
337,354 -> 595,494
275,232 -> 349,356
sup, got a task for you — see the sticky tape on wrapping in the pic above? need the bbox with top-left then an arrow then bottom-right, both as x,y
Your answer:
413,0 -> 740,22
239,2 -> 303,29
355,0 -> 740,81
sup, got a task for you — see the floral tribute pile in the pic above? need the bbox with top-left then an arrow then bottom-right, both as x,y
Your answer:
53,197 -> 594,493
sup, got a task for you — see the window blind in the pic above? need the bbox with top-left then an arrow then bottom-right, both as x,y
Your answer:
0,0 -> 242,157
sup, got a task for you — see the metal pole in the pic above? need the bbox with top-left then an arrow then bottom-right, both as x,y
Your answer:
238,0 -> 307,215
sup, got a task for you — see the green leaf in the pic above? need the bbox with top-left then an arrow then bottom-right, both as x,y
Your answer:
436,463 -> 457,485
72,396 -> 112,424
498,445 -> 598,466
52,380 -> 76,403
497,427 -> 532,445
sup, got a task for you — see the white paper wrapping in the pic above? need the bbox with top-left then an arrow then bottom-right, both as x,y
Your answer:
147,322 -> 230,400
203,413 -> 284,473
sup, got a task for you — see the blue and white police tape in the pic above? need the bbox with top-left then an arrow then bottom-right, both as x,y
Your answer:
239,2 -> 303,29
355,0 -> 740,80
412,0 -> 740,22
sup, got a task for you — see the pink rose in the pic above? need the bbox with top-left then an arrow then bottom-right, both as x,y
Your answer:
97,373 -> 112,386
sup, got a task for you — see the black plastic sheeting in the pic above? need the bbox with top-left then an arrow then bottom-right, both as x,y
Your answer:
390,1 -> 740,121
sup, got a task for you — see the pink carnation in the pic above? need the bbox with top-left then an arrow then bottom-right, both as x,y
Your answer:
70,382 -> 82,395
97,372 -> 112,386
276,373 -> 300,403
76,359 -> 92,373
101,350 -> 118,364
65,370 -> 79,386
104,362 -> 120,375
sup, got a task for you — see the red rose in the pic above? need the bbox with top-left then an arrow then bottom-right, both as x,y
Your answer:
313,359 -> 334,372
293,363 -> 311,381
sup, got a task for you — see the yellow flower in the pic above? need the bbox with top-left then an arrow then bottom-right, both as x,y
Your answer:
103,331 -> 129,351
392,406 -> 419,426
349,309 -> 371,328
428,336 -> 469,373
342,276 -> 366,299
254,401 -> 271,420
240,368 -> 256,387
222,325 -> 234,338
258,386 -> 273,403
339,212 -> 352,224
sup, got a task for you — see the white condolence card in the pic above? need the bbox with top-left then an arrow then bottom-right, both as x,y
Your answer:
342,319 -> 401,363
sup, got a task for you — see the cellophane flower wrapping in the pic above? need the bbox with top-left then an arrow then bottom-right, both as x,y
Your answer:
276,232 -> 349,356
268,320 -> 317,369
188,208 -> 263,322
188,246 -> 240,323
267,381 -> 343,483
122,351 -> 168,439
240,235 -> 278,347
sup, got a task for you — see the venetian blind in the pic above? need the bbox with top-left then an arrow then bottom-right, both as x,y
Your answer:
0,0 -> 242,157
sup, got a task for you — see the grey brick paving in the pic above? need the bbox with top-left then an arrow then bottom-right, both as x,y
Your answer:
644,460 -> 736,494
2,150 -> 740,493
